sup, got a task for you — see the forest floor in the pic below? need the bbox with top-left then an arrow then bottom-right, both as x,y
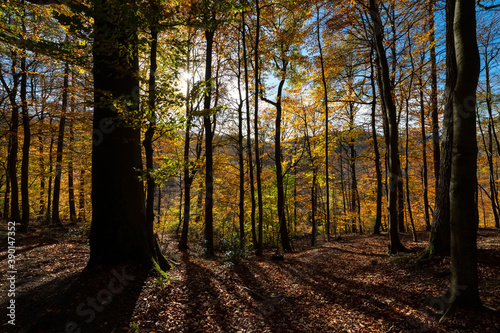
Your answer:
0,224 -> 499,333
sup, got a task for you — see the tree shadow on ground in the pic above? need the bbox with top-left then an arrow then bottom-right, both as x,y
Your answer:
3,263 -> 150,333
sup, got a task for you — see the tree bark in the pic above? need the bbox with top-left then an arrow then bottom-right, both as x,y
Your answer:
444,0 -> 482,313
4,55 -> 21,223
20,40 -> 30,232
369,0 -> 408,253
242,10 -> 257,248
369,47 -> 383,235
203,29 -> 215,257
143,25 -> 158,234
429,0 -> 440,188
52,60 -> 69,227
422,0 -> 456,259
254,0 -> 264,256
67,119 -> 77,223
419,61 -> 431,231
317,5 -> 331,241
237,36 -> 245,249
88,0 -> 168,270
262,60 -> 291,252
179,41 -> 193,251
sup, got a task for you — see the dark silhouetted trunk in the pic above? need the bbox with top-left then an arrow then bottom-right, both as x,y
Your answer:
52,61 -> 69,227
419,66 -> 431,232
429,0 -> 440,188
317,5 -> 331,241
203,29 -> 215,257
445,0 -> 482,313
255,0 -> 264,256
370,47 -> 383,234
143,26 -> 158,232
237,36 -> 245,248
78,168 -> 85,221
370,0 -> 408,253
88,0 -> 169,270
242,10 -> 257,248
20,43 -> 30,232
423,0 -> 455,259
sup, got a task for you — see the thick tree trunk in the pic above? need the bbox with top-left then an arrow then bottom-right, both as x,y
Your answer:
88,0 -> 168,270
369,0 -> 408,253
444,0 -> 482,313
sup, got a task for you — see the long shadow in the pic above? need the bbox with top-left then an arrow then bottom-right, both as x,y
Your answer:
276,257 -> 431,331
2,263 -> 150,333
181,252 -> 235,332
0,236 -> 59,261
231,260 -> 320,332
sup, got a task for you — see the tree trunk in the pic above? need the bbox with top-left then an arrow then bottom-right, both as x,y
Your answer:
348,103 -> 359,234
3,139 -> 11,220
237,36 -> 245,249
263,69 -> 292,253
478,119 -> 500,228
6,57 -> 21,223
78,168 -> 85,222
143,26 -> 158,233
429,0 -> 440,188
88,0 -> 169,270
404,65 -> 417,242
317,5 -> 331,241
67,119 -> 77,223
52,60 -> 69,227
444,0 -> 482,313
369,0 -> 408,253
203,29 -> 215,257
483,55 -> 500,228
68,69 -> 77,224
419,62 -> 431,231
422,0 -> 456,259
20,44 -> 30,232
370,47 -> 383,235
242,10 -> 257,248
254,0 -> 264,256
179,43 -> 193,251
45,119 -> 54,223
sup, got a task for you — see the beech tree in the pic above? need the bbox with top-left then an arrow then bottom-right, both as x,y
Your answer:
369,0 -> 408,253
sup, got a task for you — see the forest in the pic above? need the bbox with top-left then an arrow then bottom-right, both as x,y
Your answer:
0,0 -> 499,332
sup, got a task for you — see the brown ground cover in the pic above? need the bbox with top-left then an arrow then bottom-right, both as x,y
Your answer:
1,227 -> 499,332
